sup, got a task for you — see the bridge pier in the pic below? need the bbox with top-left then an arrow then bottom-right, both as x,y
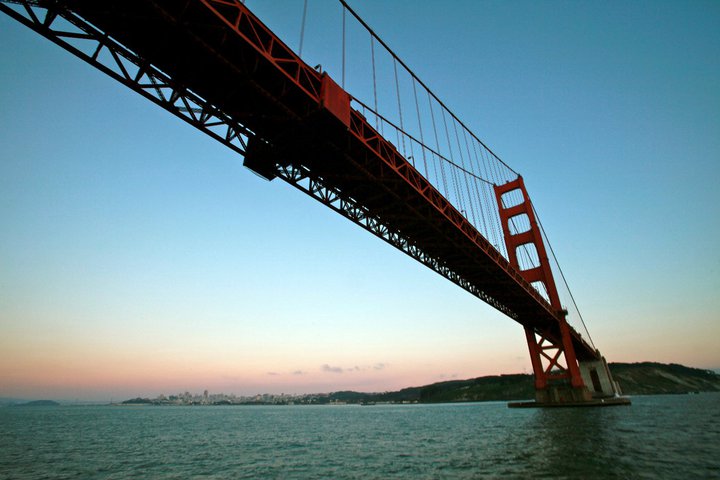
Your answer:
533,355 -> 623,403
511,351 -> 630,407
509,351 -> 630,408
4,0 -> 631,410
494,177 -> 630,408
578,355 -> 623,399
535,384 -> 592,404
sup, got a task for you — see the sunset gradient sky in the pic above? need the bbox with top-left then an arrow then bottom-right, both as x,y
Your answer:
1,0 -> 719,401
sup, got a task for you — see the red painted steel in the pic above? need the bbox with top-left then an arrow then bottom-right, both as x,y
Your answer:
320,74 -> 351,128
2,0 -> 602,394
494,176 -> 585,390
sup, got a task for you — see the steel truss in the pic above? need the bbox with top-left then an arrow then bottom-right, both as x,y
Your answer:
196,0 -> 554,323
274,163 -> 518,319
0,0 -> 253,157
1,0 -> 602,389
495,177 -> 587,390
0,0 -> 520,320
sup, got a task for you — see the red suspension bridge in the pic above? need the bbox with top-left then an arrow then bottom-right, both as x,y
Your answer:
0,0 -> 629,406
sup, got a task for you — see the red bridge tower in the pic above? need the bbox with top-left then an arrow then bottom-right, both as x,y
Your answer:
495,177 -> 622,405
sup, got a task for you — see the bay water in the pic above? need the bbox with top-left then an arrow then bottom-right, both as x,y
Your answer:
1,393 -> 719,479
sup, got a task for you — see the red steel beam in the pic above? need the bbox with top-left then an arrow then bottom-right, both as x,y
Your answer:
2,0 -> 598,362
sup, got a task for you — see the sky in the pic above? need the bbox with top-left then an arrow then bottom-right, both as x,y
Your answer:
1,0 -> 718,401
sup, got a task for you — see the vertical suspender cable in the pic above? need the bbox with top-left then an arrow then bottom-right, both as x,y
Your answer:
370,36 -> 380,132
533,205 -> 596,350
393,59 -> 407,159
452,120 -> 476,227
490,146 -> 504,185
463,138 -> 497,245
441,109 -> 465,214
479,143 -> 496,185
478,144 -> 506,257
428,95 -> 447,197
413,79 -> 428,177
472,144 -> 496,245
337,0 -> 518,178
463,129 -> 489,238
298,0 -> 308,57
341,5 -> 346,88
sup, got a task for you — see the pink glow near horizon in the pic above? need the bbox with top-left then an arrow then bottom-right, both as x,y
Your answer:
2,1 -> 719,402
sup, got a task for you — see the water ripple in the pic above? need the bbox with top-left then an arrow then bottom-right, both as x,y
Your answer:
1,394 -> 719,479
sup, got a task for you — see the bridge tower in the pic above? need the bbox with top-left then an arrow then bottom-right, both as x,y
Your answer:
0,0 -> 628,407
494,177 -> 622,405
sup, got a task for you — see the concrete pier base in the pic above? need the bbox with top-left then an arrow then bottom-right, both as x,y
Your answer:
508,352 -> 632,408
508,396 -> 631,408
535,384 -> 594,403
578,356 -> 623,399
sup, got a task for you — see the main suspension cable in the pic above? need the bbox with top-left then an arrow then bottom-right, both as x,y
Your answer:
532,204 -> 596,350
337,0 -> 518,178
352,97 -> 494,186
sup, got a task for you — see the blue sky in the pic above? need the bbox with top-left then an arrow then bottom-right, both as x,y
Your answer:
1,0 -> 718,400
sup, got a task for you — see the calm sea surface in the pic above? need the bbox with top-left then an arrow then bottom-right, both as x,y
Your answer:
1,393 -> 719,479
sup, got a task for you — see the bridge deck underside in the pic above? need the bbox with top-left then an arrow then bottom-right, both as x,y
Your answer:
58,0 -> 596,360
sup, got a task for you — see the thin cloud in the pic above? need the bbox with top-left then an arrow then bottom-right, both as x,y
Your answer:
321,364 -> 344,374
320,363 -> 389,374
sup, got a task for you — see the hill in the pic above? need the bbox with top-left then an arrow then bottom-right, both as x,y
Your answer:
327,374 -> 534,404
15,400 -> 60,407
119,362 -> 720,406
609,362 -> 720,395
327,362 -> 720,404
121,397 -> 154,405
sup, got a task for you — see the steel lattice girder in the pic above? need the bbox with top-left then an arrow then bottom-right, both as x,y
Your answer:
0,0 -> 599,363
0,1 -> 253,157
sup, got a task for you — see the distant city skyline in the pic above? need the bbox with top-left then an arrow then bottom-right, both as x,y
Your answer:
1,0 -> 719,401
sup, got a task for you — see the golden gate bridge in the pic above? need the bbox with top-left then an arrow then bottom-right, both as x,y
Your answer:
0,0 -> 630,406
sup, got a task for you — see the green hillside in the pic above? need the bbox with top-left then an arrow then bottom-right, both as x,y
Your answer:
610,362 -> 720,395
328,362 -> 720,404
